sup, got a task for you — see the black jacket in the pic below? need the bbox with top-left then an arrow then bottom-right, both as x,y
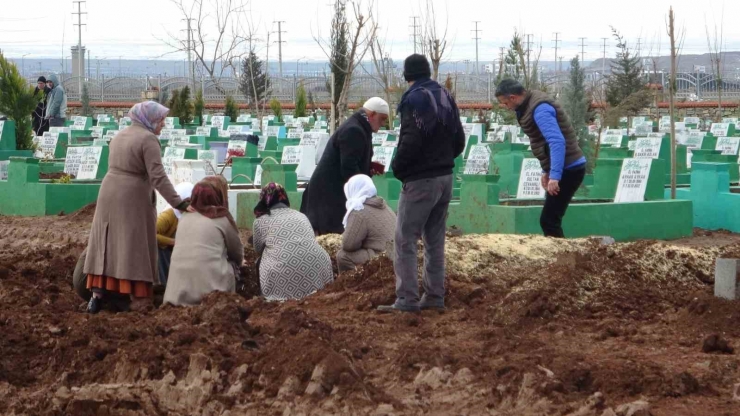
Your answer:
392,82 -> 465,183
300,111 -> 374,235
32,86 -> 51,135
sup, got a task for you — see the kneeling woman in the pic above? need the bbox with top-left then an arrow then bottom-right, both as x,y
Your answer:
164,179 -> 244,306
252,183 -> 334,301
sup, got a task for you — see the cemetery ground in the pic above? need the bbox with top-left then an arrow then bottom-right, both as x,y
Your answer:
3,209 -> 740,415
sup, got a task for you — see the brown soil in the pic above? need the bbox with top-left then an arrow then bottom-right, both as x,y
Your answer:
2,207 -> 740,415
39,172 -> 76,180
500,199 -> 613,206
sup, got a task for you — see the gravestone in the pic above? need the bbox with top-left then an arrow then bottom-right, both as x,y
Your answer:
264,125 -> 283,139
633,137 -> 662,159
287,131 -> 302,139
516,158 -> 546,199
210,116 -> 227,130
76,146 -> 105,180
198,150 -> 218,175
90,126 -> 104,138
711,123 -> 732,137
119,117 -> 132,127
237,114 -> 252,123
254,165 -> 263,186
614,158 -> 652,203
684,132 -> 705,169
165,117 -> 179,128
281,145 -> 316,179
39,132 -> 59,159
463,144 -> 492,175
723,118 -> 739,125
0,160 -> 7,181
96,114 -> 112,124
372,132 -> 388,146
634,124 -> 653,136
92,139 -> 108,146
162,147 -> 186,175
64,147 -> 84,176
196,126 -> 214,137
600,133 -> 624,147
715,137 -> 740,156
684,116 -> 700,127
227,125 -> 251,135
372,146 -> 395,171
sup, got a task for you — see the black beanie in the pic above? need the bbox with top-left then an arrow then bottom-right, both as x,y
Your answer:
403,54 -> 431,82
37,76 -> 47,83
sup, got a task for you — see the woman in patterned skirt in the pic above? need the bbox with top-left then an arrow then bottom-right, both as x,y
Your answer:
252,183 -> 334,301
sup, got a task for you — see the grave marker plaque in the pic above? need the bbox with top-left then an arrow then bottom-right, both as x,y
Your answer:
76,146 -> 104,180
463,145 -> 491,175
197,150 -> 218,175
162,147 -> 186,176
0,120 -> 4,144
281,146 -> 302,165
711,123 -> 730,137
715,137 -> 740,156
600,133 -> 622,147
196,126 -> 212,136
120,117 -> 132,127
372,132 -> 388,146
615,158 -> 652,203
228,125 -> 251,135
372,146 -> 395,168
96,114 -> 111,123
287,131 -> 302,139
90,126 -> 104,138
684,117 -> 700,125
227,140 -> 247,153
0,160 -> 8,181
211,116 -> 225,129
40,132 -> 59,159
633,137 -> 662,159
92,139 -> 108,146
265,125 -> 281,138
635,124 -> 653,136
723,118 -> 739,125
64,147 -> 84,176
254,165 -> 263,186
628,140 -> 636,151
237,115 -> 252,123
165,117 -> 175,128
516,158 -> 546,199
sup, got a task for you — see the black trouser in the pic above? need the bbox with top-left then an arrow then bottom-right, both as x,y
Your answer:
540,167 -> 586,238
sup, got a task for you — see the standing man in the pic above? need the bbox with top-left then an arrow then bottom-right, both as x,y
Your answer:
44,74 -> 67,127
32,76 -> 50,136
495,79 -> 586,238
300,97 -> 389,235
378,54 -> 465,313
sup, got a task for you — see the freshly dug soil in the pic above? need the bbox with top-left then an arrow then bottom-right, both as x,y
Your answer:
2,209 -> 740,415
39,172 -> 76,180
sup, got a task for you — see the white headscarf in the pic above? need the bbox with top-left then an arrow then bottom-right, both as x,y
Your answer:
343,174 -> 377,228
170,182 -> 194,219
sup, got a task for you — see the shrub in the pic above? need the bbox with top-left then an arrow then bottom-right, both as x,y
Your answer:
0,53 -> 40,150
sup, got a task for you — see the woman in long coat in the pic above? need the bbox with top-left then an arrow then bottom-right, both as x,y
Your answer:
84,101 -> 187,313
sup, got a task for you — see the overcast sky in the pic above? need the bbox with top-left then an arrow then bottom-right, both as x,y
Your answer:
1,0 -> 739,63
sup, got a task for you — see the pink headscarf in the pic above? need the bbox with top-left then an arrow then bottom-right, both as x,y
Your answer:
128,101 -> 169,132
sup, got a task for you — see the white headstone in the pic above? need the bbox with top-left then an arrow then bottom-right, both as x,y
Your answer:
227,140 -> 247,153
74,146 -> 103,180
684,117 -> 700,125
722,118 -> 739,124
634,124 -> 653,136
92,139 -> 108,146
372,132 -> 388,146
265,125 -> 281,138
254,165 -> 263,186
0,160 -> 8,181
90,126 -> 104,138
197,150 -> 218,175
287,131 -> 302,139
615,158 -> 652,203
715,137 -> 740,156
96,114 -> 111,123
165,117 -> 176,128
50,127 -> 71,135
237,115 -> 251,123
600,133 -> 622,147
372,146 -> 395,168
627,140 -> 637,151
0,120 -> 4,143
196,126 -> 212,136
119,117 -> 132,127
73,116 -> 87,126
228,125 -> 251,135
711,123 -> 730,137
162,147 -> 186,176
40,132 -> 59,159
463,145 -> 491,175
516,158 -> 546,199
633,137 -> 662,159
64,148 -> 85,176
211,116 -> 225,129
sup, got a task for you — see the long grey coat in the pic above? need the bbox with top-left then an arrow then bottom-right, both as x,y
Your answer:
84,123 -> 182,283
163,212 -> 244,306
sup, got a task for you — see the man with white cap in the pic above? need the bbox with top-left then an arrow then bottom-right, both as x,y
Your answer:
300,97 -> 390,234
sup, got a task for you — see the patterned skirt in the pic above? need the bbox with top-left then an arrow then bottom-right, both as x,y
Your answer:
86,274 -> 153,299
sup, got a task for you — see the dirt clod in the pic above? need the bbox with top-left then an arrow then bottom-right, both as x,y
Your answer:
702,334 -> 734,354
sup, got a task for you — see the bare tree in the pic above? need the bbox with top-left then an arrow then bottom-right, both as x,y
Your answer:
366,25 -> 399,129
313,0 -> 377,124
162,0 -> 252,93
705,10 -> 725,121
667,6 -> 686,199
418,0 -> 449,81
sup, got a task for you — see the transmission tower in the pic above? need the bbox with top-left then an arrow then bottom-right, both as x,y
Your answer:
552,32 -> 560,72
274,21 -> 286,77
472,21 -> 481,75
409,16 -> 421,54
72,0 -> 86,94
579,37 -> 588,63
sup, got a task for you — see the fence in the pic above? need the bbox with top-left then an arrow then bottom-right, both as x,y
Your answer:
33,71 -> 740,104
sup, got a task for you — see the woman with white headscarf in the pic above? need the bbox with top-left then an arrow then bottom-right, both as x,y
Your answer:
337,174 -> 397,272
156,182 -> 195,286
84,101 -> 189,314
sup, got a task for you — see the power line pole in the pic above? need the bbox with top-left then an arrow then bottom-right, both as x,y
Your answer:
525,34 -> 533,79
472,21 -> 481,75
87,49 -> 90,79
552,32 -> 560,73
409,16 -> 420,54
274,21 -> 286,78
182,18 -> 195,88
579,37 -> 587,64
636,37 -> 642,56
498,47 -> 505,79
601,37 -> 608,94
72,0 -> 86,96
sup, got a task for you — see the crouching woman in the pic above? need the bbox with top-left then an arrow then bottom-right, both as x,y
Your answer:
252,183 -> 334,301
337,174 -> 397,272
164,179 -> 244,306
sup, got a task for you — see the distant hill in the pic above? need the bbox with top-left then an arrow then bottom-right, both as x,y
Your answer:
589,51 -> 740,74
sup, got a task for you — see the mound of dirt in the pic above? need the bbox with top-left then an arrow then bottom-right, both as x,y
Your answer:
2,217 -> 740,415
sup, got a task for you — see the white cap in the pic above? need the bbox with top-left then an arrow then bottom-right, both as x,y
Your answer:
362,97 -> 390,115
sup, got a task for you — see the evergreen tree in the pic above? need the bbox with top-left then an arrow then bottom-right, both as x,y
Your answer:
194,89 -> 205,124
270,98 -> 283,122
560,56 -> 595,172
505,32 -> 524,81
179,86 -> 193,124
0,53 -> 40,149
329,0 -> 349,116
81,83 -> 91,117
224,95 -> 239,121
605,28 -> 646,107
238,48 -> 270,104
167,88 -> 181,121
294,82 -> 307,118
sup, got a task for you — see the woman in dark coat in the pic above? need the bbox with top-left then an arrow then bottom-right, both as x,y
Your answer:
300,98 -> 389,235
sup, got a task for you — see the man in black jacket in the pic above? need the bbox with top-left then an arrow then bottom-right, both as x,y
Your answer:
32,76 -> 50,136
378,54 -> 465,313
300,97 -> 389,234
